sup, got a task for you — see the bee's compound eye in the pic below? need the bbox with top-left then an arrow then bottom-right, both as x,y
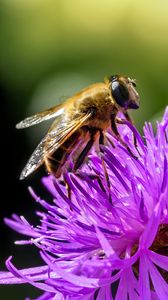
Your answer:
111,81 -> 129,108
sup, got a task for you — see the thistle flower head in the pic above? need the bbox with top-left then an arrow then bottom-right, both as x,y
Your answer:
1,109 -> 168,299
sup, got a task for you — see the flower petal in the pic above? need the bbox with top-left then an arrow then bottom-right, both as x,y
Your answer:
139,252 -> 151,300
148,259 -> 168,299
148,250 -> 168,271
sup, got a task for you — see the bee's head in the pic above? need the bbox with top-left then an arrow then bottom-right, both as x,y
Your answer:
110,75 -> 140,110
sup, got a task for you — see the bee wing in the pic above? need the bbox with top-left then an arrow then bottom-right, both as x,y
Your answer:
16,104 -> 65,129
19,113 -> 91,180
19,136 -> 47,180
44,113 -> 91,154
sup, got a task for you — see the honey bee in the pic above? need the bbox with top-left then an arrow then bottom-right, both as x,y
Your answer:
16,75 -> 140,180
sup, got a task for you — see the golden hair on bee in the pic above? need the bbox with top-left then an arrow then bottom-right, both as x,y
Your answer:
16,74 -> 140,180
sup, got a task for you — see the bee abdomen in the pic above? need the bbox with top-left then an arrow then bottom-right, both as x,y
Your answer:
45,149 -> 67,178
44,130 -> 82,178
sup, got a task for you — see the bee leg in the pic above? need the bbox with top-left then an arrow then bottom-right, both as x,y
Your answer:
74,128 -> 98,171
123,111 -> 141,156
77,173 -> 106,193
111,115 -> 138,160
63,174 -> 72,200
92,175 -> 106,193
99,130 -> 112,204
116,117 -> 141,156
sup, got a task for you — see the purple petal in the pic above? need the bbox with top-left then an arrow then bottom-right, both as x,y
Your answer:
40,252 -> 99,288
5,257 -> 56,293
95,226 -> 118,258
139,202 -> 161,248
161,156 -> 168,193
4,215 -> 39,238
139,251 -> 151,300
148,258 -> 168,299
148,250 -> 168,272
115,272 -> 127,300
0,262 -> 51,285
97,285 -> 113,300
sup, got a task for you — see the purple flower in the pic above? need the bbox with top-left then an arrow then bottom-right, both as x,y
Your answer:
1,109 -> 168,300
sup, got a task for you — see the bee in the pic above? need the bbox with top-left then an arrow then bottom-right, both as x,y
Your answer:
16,75 -> 140,180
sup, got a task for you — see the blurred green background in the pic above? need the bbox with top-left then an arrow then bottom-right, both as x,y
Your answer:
0,0 -> 168,299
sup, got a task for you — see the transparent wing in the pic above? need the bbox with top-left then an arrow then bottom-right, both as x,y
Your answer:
19,136 -> 47,180
44,113 -> 91,154
19,113 -> 91,180
16,104 -> 64,129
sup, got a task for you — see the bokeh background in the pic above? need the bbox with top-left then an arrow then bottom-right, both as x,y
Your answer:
0,0 -> 168,299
